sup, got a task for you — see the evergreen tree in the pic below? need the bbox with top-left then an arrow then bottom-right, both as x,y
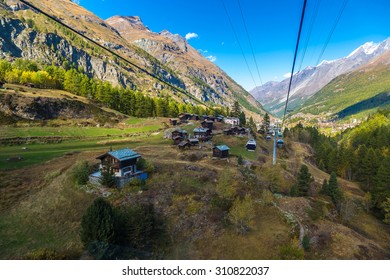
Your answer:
321,179 -> 329,196
296,164 -> 313,196
328,172 -> 343,206
231,101 -> 241,117
373,155 -> 390,207
239,111 -> 246,126
262,113 -> 270,131
100,165 -> 116,188
80,198 -> 116,259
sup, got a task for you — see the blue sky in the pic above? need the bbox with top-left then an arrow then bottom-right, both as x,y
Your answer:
75,0 -> 390,91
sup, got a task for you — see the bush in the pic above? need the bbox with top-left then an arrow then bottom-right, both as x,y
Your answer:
70,160 -> 89,185
302,235 -> 310,251
228,195 -> 255,234
24,248 -> 65,260
279,239 -> 304,260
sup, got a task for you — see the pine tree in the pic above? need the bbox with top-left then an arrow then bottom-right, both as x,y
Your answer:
373,155 -> 390,207
321,179 -> 329,195
231,101 -> 241,117
262,113 -> 270,131
328,172 -> 343,206
100,165 -> 116,188
296,164 -> 313,196
80,198 -> 116,259
239,111 -> 246,126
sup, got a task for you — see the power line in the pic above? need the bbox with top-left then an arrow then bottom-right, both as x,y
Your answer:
281,0 -> 308,129
18,0 -> 214,110
316,0 -> 349,65
220,0 -> 258,89
237,0 -> 263,87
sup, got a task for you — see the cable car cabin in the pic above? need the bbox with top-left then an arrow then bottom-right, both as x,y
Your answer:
266,135 -> 272,141
246,139 -> 257,151
277,139 -> 284,148
277,131 -> 283,138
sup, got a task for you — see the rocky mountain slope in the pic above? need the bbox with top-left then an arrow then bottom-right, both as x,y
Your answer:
0,0 -> 264,114
251,38 -> 390,116
297,49 -> 390,117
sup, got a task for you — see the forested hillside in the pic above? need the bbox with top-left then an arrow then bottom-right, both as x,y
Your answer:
287,110 -> 390,222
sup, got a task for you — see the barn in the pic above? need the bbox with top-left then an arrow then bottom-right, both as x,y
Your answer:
213,145 -> 230,158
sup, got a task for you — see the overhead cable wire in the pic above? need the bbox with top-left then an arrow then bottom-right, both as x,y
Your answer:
237,0 -> 263,87
281,0 -> 308,129
315,0 -> 349,65
18,0 -> 213,109
297,0 -> 321,72
220,0 -> 258,89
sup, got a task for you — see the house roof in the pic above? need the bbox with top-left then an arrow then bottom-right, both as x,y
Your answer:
215,145 -> 230,151
108,148 -> 140,161
178,141 -> 190,147
194,127 -> 209,133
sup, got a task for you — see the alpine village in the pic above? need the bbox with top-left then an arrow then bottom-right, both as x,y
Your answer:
0,0 -> 389,261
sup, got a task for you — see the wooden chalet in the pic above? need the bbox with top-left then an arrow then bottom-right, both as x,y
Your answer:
193,127 -> 212,141
224,117 -> 240,126
178,113 -> 192,122
171,129 -> 188,139
213,145 -> 230,158
178,141 -> 191,149
190,114 -> 199,121
23,82 -> 35,88
173,135 -> 184,145
223,128 -> 233,135
201,120 -> 214,130
188,138 -> 199,146
169,118 -> 179,126
225,126 -> 246,135
91,148 -> 148,187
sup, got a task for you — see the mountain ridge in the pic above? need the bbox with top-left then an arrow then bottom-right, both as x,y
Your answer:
0,0 -> 264,115
251,38 -> 390,117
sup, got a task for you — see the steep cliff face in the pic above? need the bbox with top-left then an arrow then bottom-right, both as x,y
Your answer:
0,0 -> 264,114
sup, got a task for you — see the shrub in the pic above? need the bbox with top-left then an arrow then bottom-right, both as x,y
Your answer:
228,195 -> 255,234
279,239 -> 304,260
302,235 -> 310,251
70,160 -> 89,185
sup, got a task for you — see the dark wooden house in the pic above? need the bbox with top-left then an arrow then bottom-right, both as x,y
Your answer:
178,113 -> 192,122
231,126 -> 246,135
92,148 -> 148,187
23,82 -> 35,88
213,145 -> 230,158
201,120 -> 214,130
190,114 -> 199,121
173,136 -> 184,145
171,129 -> 188,139
178,141 -> 191,149
169,118 -> 179,126
223,129 -> 233,135
193,127 -> 212,141
188,138 -> 199,146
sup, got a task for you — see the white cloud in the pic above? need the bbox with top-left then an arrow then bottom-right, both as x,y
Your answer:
283,72 -> 292,78
185,32 -> 199,40
206,55 -> 217,62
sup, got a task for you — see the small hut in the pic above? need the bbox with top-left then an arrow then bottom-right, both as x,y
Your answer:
188,138 -> 199,146
201,120 -> 214,130
173,135 -> 183,145
178,141 -> 191,149
193,127 -> 211,141
213,145 -> 230,158
169,118 -> 179,126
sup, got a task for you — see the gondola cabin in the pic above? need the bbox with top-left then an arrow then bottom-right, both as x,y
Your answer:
246,139 -> 257,151
213,145 -> 230,158
277,139 -> 284,148
266,135 -> 272,141
277,131 -> 283,138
